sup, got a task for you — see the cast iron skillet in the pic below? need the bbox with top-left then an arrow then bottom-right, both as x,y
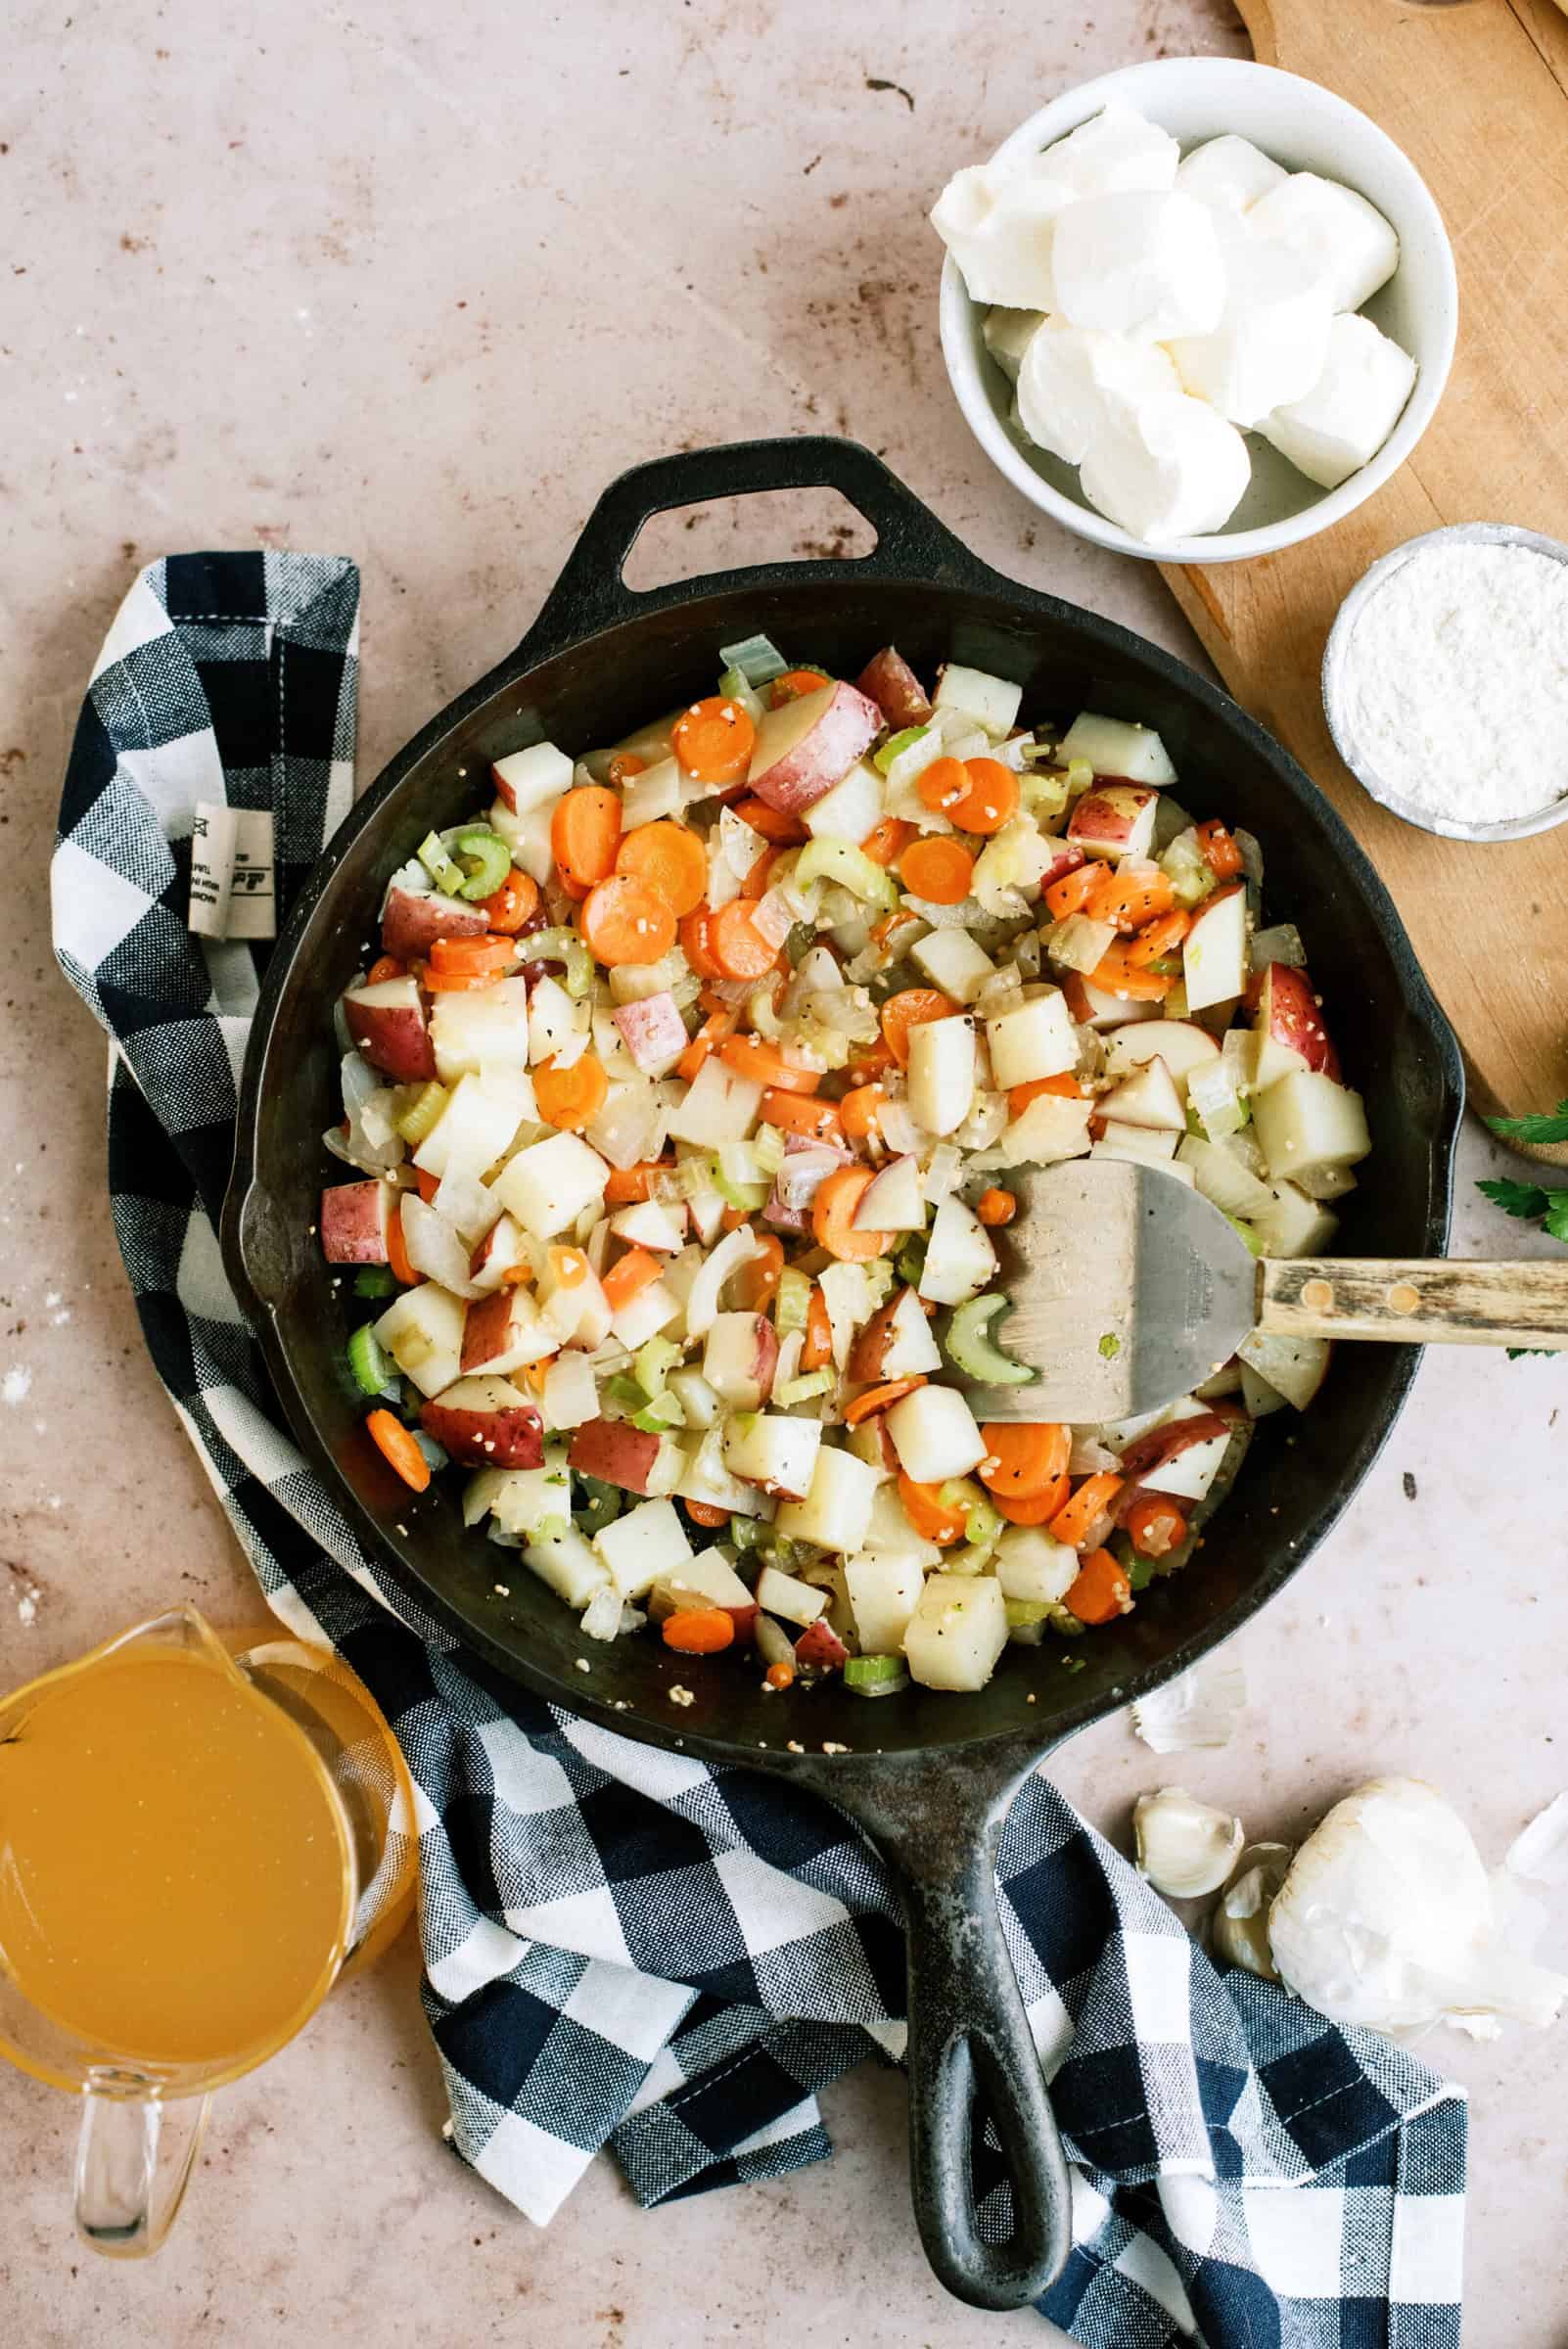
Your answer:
222,438 -> 1462,2311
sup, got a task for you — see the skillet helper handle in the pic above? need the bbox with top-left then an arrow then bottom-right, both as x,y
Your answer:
1259,1255 -> 1568,1349
512,435 -> 990,666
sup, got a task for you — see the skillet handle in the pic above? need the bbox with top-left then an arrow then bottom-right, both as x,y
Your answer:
512,437 -> 997,668
814,1747 -> 1073,2311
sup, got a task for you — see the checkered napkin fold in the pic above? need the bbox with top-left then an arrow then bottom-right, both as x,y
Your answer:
49,551 -> 1467,2345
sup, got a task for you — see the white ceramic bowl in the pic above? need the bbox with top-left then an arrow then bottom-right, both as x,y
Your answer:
939,57 -> 1458,567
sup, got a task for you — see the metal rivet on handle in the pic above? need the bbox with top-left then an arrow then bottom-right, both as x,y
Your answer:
1301,1278 -> 1334,1313
1388,1282 -> 1420,1313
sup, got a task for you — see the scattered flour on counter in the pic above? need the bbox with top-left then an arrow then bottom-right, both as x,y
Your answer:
1343,541 -> 1568,824
2,1365 -> 32,1406
16,1588 -> 39,1627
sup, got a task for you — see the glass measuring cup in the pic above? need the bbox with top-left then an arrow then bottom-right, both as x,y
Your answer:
0,1607 -> 417,2256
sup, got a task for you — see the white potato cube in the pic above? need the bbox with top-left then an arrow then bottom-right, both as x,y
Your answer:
1081,391 -> 1250,544
1236,1327 -> 1331,1410
541,1350 -> 599,1430
1175,134 -> 1288,216
982,305 -> 1046,383
917,1195 -> 997,1308
844,1552 -> 928,1656
1252,1070 -> 1371,1182
994,1091 -> 1094,1169
1168,238 -> 1332,429
1016,322 -> 1179,468
1040,103 -> 1178,199
1259,311 -> 1417,490
772,1444 -> 881,1555
1251,1180 -> 1339,1259
677,1423 -> 770,1518
1248,172 -> 1399,313
611,1278 -> 681,1354
415,1069 -> 534,1182
754,1563 -> 828,1627
593,1497 -> 693,1599
883,1385 -> 985,1484
933,664 -> 1023,739
853,1154 -> 928,1233
1182,885 -> 1249,1012
609,1197 -> 686,1253
1051,191 -> 1224,341
1057,713 -> 1176,786
523,1528 -> 610,1609
931,163 -> 1071,309
493,742 -> 574,814
491,1129 -> 611,1238
803,757 -> 883,845
903,1574 -> 1009,1691
910,928 -> 996,1005
488,797 -> 555,885
431,980 -> 531,1082
994,1526 -> 1079,1605
986,991 -> 1079,1087
907,1014 -> 977,1137
721,1411 -> 822,1498
374,1283 -> 466,1398
1098,1056 -> 1186,1131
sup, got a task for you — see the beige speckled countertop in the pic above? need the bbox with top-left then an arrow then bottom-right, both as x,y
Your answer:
3,2 -> 1566,2340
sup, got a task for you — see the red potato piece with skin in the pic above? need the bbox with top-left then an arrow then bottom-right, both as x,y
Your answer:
747,680 -> 884,814
702,1313 -> 779,1409
344,976 -> 438,1083
1038,840 -> 1085,894
567,1416 -> 665,1495
854,647 -> 934,729
320,1180 -> 391,1265
612,990 -> 688,1074
468,1213 -> 528,1293
794,1617 -> 850,1672
381,885 -> 488,963
1255,962 -> 1341,1086
460,1288 -> 550,1377
1066,785 -> 1158,862
1112,1412 -> 1233,1521
420,1378 -> 544,1469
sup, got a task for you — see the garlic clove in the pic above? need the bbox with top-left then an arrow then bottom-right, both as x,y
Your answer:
1211,1841 -> 1293,1978
1133,1785 -> 1245,1899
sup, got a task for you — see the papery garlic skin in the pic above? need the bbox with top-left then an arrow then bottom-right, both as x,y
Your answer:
1133,1786 -> 1245,1899
1212,1842 -> 1293,1979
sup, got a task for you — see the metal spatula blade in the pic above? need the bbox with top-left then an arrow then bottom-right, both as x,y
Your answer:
963,1157 -> 1568,1425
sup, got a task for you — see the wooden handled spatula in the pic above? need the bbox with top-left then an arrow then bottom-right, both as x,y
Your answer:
967,1159 -> 1568,1423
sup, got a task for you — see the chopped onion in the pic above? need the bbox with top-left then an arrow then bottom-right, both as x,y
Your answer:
684,1223 -> 763,1339
586,1079 -> 662,1171
1130,1662 -> 1247,1754
399,1194 -> 483,1297
579,1584 -> 625,1643
335,1054 -> 405,1174
1250,923 -> 1306,969
720,803 -> 766,878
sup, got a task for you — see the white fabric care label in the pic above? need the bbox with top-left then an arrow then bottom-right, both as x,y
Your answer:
189,804 -> 276,940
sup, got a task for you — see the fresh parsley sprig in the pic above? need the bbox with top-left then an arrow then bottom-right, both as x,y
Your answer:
1486,1098 -> 1568,1148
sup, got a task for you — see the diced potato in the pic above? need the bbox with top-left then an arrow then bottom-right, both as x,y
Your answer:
933,663 -> 1023,739
917,1195 -> 996,1308
374,1283 -> 466,1398
593,1497 -> 694,1598
994,1526 -> 1079,1605
910,928 -> 997,1006
844,1553 -> 926,1653
1251,1070 -> 1371,1183
882,1385 -> 986,1483
754,1563 -> 828,1627
491,1130 -> 612,1238
1236,1328 -> 1330,1410
522,1529 -> 610,1609
1057,712 -> 1176,785
772,1445 -> 881,1553
903,1574 -> 1009,1691
986,991 -> 1078,1088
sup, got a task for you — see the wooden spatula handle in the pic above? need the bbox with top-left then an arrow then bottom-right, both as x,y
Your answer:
1259,1258 -> 1568,1350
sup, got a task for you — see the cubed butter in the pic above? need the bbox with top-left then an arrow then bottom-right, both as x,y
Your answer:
1258,310 -> 1417,489
1174,134 -> 1288,216
931,162 -> 1072,310
1037,102 -> 1179,199
1081,390 -> 1251,542
1015,321 -> 1179,467
1167,228 -> 1332,428
982,305 -> 1047,384
1050,191 -> 1225,342
1246,172 -> 1399,314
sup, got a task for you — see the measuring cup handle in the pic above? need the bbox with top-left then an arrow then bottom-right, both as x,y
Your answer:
74,2085 -> 211,2258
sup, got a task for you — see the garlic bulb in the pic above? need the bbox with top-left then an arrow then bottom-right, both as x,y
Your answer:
1133,1786 -> 1246,1899
1211,1842 -> 1293,1979
1268,1775 -> 1568,2038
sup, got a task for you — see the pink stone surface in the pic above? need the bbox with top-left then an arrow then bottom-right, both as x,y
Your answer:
2,0 -> 1565,2339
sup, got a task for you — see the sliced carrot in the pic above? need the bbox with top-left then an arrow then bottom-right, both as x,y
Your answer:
845,1375 -> 926,1426
413,1166 -> 440,1205
847,1040 -> 896,1082
975,1186 -> 1017,1227
835,1084 -> 883,1140
549,1245 -> 590,1289
367,1407 -> 431,1493
677,1004 -> 738,1083
1124,1492 -> 1188,1559
994,1478 -> 1071,1526
523,1358 -> 553,1397
801,1286 -> 833,1371
499,1262 -> 535,1288
679,905 -> 724,981
1049,1471 -> 1126,1549
1084,865 -> 1176,933
768,668 -> 831,707
860,815 -> 917,867
604,1158 -> 673,1204
1065,1548 -> 1133,1625
897,1472 -> 966,1546
1044,864 -> 1100,921
946,757 -> 1020,835
812,1166 -> 890,1262
735,1235 -> 785,1312
743,842 -> 782,899
708,899 -> 778,982
1007,1072 -> 1086,1119
880,988 -> 957,1068
579,875 -> 676,967
1087,941 -> 1175,1002
720,1036 -> 819,1093
615,819 -> 708,918
719,1205 -> 749,1232
915,757 -> 971,815
898,835 -> 974,905
671,696 -> 757,786
606,751 -> 646,787
1195,819 -> 1244,881
534,1052 -> 610,1131
1125,908 -> 1191,970
422,964 -> 504,992
551,784 -> 623,892
386,1197 -> 418,1287
430,934 -> 517,975
731,795 -> 806,845
601,1248 -> 663,1312
662,1606 -> 735,1654
366,954 -> 403,985
478,870 -> 540,934
764,1661 -> 796,1690
980,1421 -> 1070,1500
684,1498 -> 731,1529
761,1088 -> 843,1142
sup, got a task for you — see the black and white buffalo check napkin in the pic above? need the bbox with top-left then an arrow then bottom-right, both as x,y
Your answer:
50,551 -> 1467,2347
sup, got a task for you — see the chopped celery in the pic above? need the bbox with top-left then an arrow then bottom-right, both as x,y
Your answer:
937,1475 -> 985,1516
861,1257 -> 897,1311
795,837 -> 899,908
576,1478 -> 622,1537
352,1266 -> 397,1300
1159,829 -> 1218,911
753,1124 -> 787,1176
844,1654 -> 909,1695
1004,1597 -> 1055,1627
632,1393 -> 686,1433
604,1373 -> 645,1411
532,1514 -> 573,1545
776,1369 -> 833,1406
873,724 -> 930,774
716,665 -> 765,722
394,1080 -> 448,1144
718,632 -> 788,687
945,1294 -> 1037,1386
634,1335 -> 682,1397
942,1542 -> 992,1578
528,927 -> 594,998
346,1322 -> 394,1397
965,1494 -> 1002,1549
1223,1212 -> 1266,1260
713,1165 -> 768,1213
1021,768 -> 1070,818
418,831 -> 466,895
448,825 -> 512,901
730,1512 -> 765,1553
896,1236 -> 928,1288
1064,759 -> 1094,798
774,1266 -> 812,1337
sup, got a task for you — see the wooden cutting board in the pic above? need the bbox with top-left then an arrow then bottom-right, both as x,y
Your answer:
1159,0 -> 1568,1158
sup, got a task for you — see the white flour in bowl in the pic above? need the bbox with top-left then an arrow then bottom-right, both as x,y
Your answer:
1341,539 -> 1568,825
